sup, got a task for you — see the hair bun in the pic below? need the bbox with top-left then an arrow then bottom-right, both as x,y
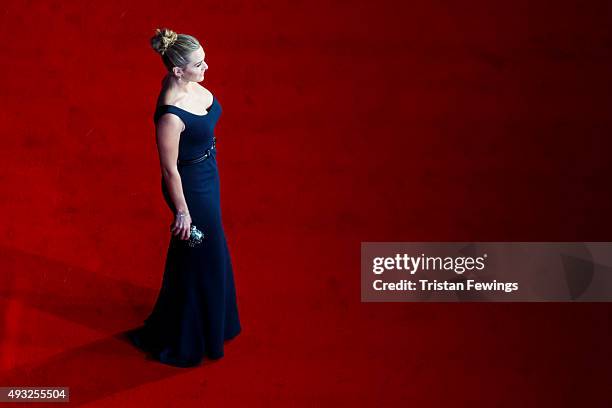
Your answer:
151,28 -> 178,56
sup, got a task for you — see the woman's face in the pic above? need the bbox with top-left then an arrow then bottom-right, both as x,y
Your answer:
177,46 -> 208,82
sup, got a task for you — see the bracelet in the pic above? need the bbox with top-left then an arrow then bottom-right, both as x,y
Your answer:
177,210 -> 189,217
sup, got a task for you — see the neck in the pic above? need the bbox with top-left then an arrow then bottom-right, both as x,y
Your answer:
165,73 -> 191,93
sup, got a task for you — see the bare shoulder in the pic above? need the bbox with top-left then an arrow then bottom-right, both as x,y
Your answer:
156,112 -> 185,134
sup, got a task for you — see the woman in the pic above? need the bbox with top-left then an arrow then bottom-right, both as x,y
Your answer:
127,28 -> 241,367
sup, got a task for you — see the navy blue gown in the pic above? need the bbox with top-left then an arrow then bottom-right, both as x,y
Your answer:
128,94 -> 241,367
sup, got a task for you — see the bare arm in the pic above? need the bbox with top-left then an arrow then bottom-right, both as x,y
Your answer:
156,113 -> 191,240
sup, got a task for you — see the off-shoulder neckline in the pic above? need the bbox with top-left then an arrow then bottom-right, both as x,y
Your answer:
157,95 -> 215,117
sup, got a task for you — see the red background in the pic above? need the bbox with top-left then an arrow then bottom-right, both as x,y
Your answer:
1,0 -> 611,406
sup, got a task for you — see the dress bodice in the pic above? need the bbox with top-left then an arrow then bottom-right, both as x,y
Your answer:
154,95 -> 222,161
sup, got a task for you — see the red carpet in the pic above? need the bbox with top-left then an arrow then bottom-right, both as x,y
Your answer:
1,0 -> 611,406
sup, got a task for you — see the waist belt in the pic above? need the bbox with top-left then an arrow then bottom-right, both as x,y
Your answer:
177,137 -> 216,166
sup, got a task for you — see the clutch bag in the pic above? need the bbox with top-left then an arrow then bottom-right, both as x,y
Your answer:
173,225 -> 205,247
187,225 -> 205,247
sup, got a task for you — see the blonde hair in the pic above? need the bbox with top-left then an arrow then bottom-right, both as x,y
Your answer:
150,27 -> 201,72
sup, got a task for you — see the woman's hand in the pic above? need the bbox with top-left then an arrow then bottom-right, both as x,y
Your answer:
171,210 -> 192,240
